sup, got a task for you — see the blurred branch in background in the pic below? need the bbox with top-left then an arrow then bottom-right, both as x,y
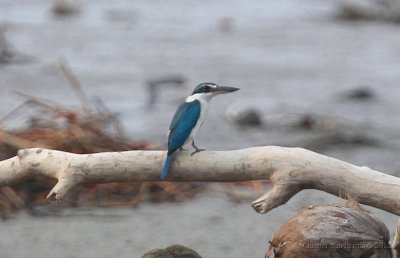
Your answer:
145,75 -> 187,109
58,57 -> 93,112
0,27 -> 31,65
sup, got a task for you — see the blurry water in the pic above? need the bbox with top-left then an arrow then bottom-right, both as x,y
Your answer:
1,0 -> 400,257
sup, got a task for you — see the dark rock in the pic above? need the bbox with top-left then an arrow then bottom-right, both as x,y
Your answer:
226,103 -> 262,127
51,0 -> 80,17
141,249 -> 174,258
345,86 -> 376,101
141,245 -> 202,258
293,114 -> 317,130
336,0 -> 400,22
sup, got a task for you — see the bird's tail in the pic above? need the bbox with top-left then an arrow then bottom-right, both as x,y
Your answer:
160,154 -> 173,179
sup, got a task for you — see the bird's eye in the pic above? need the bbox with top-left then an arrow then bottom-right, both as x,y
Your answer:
204,86 -> 211,91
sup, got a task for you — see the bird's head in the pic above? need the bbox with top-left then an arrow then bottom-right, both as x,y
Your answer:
191,82 -> 239,97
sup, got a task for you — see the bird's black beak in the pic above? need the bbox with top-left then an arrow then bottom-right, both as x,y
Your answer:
215,86 -> 239,94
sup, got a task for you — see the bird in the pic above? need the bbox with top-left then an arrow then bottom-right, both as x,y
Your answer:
160,82 -> 239,179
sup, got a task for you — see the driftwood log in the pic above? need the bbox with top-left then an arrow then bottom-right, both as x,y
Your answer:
0,146 -> 399,216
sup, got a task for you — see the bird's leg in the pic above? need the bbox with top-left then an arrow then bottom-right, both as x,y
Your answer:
191,140 -> 205,156
179,147 -> 188,151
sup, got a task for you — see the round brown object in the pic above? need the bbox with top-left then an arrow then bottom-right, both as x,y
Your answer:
266,205 -> 392,258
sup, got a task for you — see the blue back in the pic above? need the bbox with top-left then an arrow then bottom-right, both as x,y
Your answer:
168,100 -> 201,154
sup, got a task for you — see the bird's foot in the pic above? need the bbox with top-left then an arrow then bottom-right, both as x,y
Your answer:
191,140 -> 205,156
191,148 -> 205,156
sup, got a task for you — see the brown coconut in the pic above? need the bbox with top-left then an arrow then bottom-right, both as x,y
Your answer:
266,204 -> 392,258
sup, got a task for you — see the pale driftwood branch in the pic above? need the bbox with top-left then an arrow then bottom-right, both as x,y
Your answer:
0,146 -> 399,215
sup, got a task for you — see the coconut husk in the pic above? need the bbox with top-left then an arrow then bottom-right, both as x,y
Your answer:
266,204 -> 392,258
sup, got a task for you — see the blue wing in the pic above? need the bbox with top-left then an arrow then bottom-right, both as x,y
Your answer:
168,100 -> 201,154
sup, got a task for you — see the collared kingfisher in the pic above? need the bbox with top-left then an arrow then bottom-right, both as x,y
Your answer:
160,82 -> 239,179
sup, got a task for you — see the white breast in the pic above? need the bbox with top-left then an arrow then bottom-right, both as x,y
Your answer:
183,93 -> 212,146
